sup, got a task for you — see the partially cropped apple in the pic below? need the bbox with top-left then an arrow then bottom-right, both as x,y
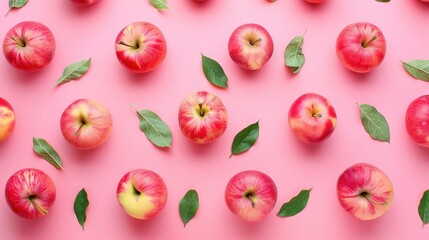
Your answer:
3,21 -> 56,71
225,170 -> 277,222
0,97 -> 15,143
178,91 -> 228,144
337,163 -> 394,221
336,22 -> 386,73
228,23 -> 274,70
405,95 -> 429,148
288,93 -> 337,144
304,0 -> 324,3
60,99 -> 112,150
70,0 -> 99,5
5,168 -> 56,219
117,169 -> 168,220
115,22 -> 167,73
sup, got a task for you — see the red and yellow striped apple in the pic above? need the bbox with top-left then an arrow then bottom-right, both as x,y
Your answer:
405,95 -> 429,148
288,93 -> 337,144
178,91 -> 228,144
0,98 -> 15,143
3,21 -> 55,71
116,169 -> 167,220
336,22 -> 386,73
337,163 -> 394,221
228,23 -> 274,70
5,168 -> 56,219
60,99 -> 112,150
115,22 -> 167,73
225,170 -> 277,222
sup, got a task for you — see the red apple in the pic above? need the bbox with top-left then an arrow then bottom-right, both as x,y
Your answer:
336,22 -> 386,73
225,170 -> 277,222
178,91 -> 228,144
60,99 -> 112,150
5,168 -> 56,219
228,23 -> 274,70
288,93 -> 337,144
115,22 -> 167,73
117,169 -> 167,220
405,95 -> 429,148
0,97 -> 15,142
3,21 -> 55,71
70,0 -> 99,5
337,163 -> 394,221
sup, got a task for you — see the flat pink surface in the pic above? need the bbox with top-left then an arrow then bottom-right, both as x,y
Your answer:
1,0 -> 429,239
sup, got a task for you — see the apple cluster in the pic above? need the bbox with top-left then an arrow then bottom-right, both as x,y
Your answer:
2,0 -> 429,229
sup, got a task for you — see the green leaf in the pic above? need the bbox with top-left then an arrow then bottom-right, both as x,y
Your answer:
284,34 -> 305,74
6,0 -> 28,16
74,188 -> 89,230
277,189 -> 312,217
419,190 -> 429,226
376,0 -> 390,2
402,60 -> 429,82
56,58 -> 91,86
33,137 -> 64,170
179,190 -> 199,227
358,104 -> 390,143
149,0 -> 169,10
230,121 -> 259,158
131,104 -> 172,148
201,54 -> 228,88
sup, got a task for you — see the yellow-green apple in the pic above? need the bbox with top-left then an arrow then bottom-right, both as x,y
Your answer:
70,0 -> 99,5
3,21 -> 55,71
60,99 -> 112,150
405,95 -> 429,148
337,163 -> 394,221
178,91 -> 228,144
228,23 -> 274,70
5,168 -> 56,219
0,98 -> 15,143
288,93 -> 337,144
225,170 -> 277,222
115,22 -> 167,73
336,22 -> 386,73
117,169 -> 167,220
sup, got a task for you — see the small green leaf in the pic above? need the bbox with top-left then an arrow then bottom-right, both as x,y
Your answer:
74,188 -> 89,230
419,190 -> 429,226
376,0 -> 390,2
33,137 -> 64,170
131,104 -> 172,148
6,0 -> 28,16
402,60 -> 429,82
277,189 -> 312,217
284,34 -> 305,74
149,0 -> 169,10
230,121 -> 259,158
179,190 -> 199,227
56,58 -> 91,86
358,103 -> 390,143
202,54 -> 228,88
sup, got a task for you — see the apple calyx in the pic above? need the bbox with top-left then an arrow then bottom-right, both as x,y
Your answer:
196,101 -> 210,118
361,35 -> 378,48
28,195 -> 48,215
308,107 -> 322,119
244,191 -> 256,208
118,41 -> 140,50
11,37 -> 26,47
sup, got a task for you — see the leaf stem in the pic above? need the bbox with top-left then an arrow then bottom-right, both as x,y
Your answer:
5,8 -> 12,17
129,103 -> 139,112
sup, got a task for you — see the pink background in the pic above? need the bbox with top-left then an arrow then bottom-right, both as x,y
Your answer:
1,0 -> 429,239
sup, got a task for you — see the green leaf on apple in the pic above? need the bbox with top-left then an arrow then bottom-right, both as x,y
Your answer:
6,0 -> 28,16
131,104 -> 172,148
284,33 -> 305,74
402,60 -> 429,82
179,189 -> 199,227
149,0 -> 169,11
357,103 -> 390,143
419,190 -> 429,226
74,188 -> 89,230
230,121 -> 259,158
56,58 -> 91,86
201,54 -> 228,88
277,188 -> 312,217
33,137 -> 64,170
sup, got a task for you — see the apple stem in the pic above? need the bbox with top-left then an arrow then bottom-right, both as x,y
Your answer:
75,124 -> 84,137
248,195 -> 256,208
250,38 -> 262,46
11,37 -> 26,47
118,41 -> 138,49
29,196 -> 48,215
362,35 -> 378,48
